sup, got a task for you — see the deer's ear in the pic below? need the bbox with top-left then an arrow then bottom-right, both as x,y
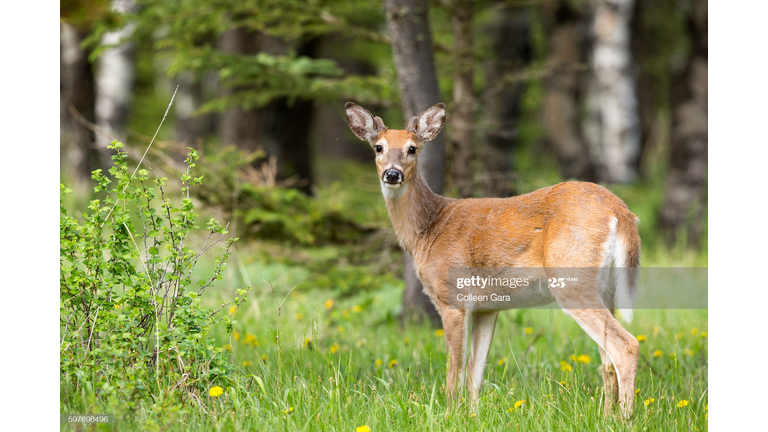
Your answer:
345,102 -> 381,142
415,103 -> 446,142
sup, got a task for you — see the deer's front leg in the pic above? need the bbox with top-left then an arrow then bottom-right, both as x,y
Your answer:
441,308 -> 468,406
466,311 -> 499,408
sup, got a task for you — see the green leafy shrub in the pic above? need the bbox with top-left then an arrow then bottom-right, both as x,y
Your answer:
60,142 -> 251,415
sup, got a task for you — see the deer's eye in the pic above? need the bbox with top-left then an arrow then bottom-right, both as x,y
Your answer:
408,146 -> 417,154
375,145 -> 382,153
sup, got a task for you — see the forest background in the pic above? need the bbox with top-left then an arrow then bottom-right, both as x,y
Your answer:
53,0 -> 723,430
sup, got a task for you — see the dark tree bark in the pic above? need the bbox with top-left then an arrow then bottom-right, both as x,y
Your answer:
479,6 -> 531,197
541,1 -> 596,182
658,0 -> 707,247
384,0 -> 444,326
448,0 -> 474,198
218,28 -> 263,154
60,23 -> 98,188
269,38 -> 319,195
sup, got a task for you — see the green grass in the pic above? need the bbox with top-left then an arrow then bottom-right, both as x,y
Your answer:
61,158 -> 707,431
61,249 -> 708,431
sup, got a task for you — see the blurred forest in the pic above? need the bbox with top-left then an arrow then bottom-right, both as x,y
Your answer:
60,0 -> 707,322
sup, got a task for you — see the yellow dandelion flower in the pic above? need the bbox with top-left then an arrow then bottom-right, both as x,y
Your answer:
559,381 -> 565,386
684,348 -> 693,356
330,343 -> 340,354
352,305 -> 363,313
114,303 -> 121,309
677,400 -> 689,408
389,359 -> 397,368
229,305 -> 236,315
222,344 -> 232,352
635,388 -> 641,394
524,327 -> 533,335
644,398 -> 655,406
570,355 -> 577,362
375,359 -> 383,368
342,309 -> 350,318
403,338 -> 410,344
261,354 -> 267,361
209,386 -> 224,397
469,413 -> 476,418
560,361 -> 572,372
356,426 -> 371,432
435,329 -> 444,337
245,333 -> 257,346
636,335 -> 647,342
700,332 -> 707,338
691,328 -> 698,336
337,325 -> 345,333
325,299 -> 334,309
305,337 -> 312,347
233,331 -> 240,341
283,406 -> 294,414
514,400 -> 526,409
652,326 -> 661,336
653,350 -> 663,358
498,358 -> 507,366
576,355 -> 591,364
296,312 -> 303,320
242,360 -> 252,367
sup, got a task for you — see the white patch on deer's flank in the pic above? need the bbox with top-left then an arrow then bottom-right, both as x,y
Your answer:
614,234 -> 635,323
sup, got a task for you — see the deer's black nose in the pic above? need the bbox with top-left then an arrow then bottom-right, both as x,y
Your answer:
383,169 -> 403,184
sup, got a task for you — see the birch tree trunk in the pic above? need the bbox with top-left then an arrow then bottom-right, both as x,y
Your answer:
384,0 -> 443,325
94,0 -> 137,171
658,0 -> 707,247
582,0 -> 640,184
60,23 -> 97,188
448,0 -> 474,198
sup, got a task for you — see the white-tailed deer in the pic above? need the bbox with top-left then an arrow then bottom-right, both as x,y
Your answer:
345,102 -> 641,417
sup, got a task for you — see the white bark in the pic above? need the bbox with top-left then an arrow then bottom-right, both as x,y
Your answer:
94,0 -> 136,159
583,0 -> 640,184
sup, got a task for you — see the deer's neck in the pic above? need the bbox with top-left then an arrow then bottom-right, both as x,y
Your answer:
383,171 -> 448,256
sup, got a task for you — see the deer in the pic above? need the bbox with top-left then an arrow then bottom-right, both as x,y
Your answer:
345,101 -> 642,418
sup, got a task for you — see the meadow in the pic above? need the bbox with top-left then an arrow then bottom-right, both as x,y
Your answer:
60,151 -> 707,432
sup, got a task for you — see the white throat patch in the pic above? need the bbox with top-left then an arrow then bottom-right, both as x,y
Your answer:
380,180 -> 408,199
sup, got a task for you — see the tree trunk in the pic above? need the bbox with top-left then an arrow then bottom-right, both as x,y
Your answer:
448,0 -> 474,198
582,0 -> 640,184
384,0 -> 443,326
658,0 -> 707,247
60,23 -> 98,189
479,6 -> 531,197
218,28 -> 263,154
94,0 -> 137,171
541,1 -> 596,182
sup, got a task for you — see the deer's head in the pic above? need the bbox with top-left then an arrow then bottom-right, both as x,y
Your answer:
345,102 -> 446,197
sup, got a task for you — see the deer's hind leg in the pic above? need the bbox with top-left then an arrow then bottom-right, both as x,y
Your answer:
550,275 -> 638,418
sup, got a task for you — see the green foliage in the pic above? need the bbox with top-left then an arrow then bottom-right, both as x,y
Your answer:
120,0 -> 397,109
191,146 -> 375,245
60,142 -> 251,416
